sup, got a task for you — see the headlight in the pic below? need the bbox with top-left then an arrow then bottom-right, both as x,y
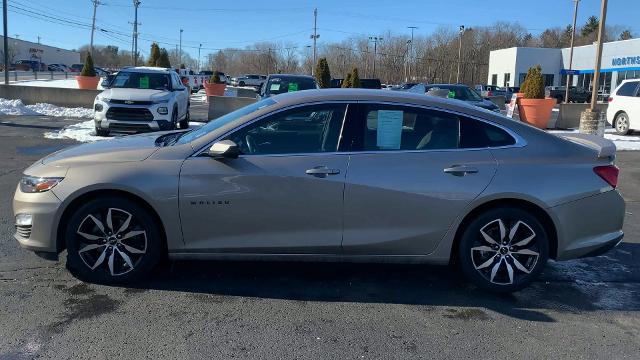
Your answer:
20,176 -> 64,193
157,107 -> 168,115
94,103 -> 103,112
99,96 -> 110,102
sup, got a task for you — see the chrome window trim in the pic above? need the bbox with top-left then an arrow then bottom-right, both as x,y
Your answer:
190,99 -> 527,158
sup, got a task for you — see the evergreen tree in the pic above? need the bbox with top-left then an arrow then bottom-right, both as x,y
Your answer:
147,43 -> 160,66
157,48 -> 171,68
180,63 -> 186,69
80,52 -> 96,77
341,71 -> 352,88
521,65 -> 544,99
581,16 -> 599,37
619,30 -> 633,41
315,58 -> 331,88
350,67 -> 361,88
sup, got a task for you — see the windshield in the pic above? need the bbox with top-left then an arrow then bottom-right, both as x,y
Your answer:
176,97 -> 277,145
265,77 -> 317,95
426,86 -> 484,101
111,72 -> 171,90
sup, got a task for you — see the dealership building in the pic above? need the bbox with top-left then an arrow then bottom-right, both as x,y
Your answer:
487,38 -> 640,95
0,36 -> 80,66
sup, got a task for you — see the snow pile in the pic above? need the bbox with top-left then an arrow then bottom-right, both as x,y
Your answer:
0,98 -> 93,118
13,79 -> 105,90
44,120 -> 112,142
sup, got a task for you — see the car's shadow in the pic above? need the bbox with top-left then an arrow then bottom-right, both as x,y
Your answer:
122,243 -> 640,322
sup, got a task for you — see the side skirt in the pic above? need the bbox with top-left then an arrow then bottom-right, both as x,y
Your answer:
168,252 -> 449,265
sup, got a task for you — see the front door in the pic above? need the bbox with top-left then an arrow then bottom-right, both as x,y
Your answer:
340,103 -> 498,255
179,103 -> 348,254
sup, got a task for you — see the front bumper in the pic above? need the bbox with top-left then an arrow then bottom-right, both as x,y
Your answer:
551,189 -> 625,260
94,101 -> 173,133
13,185 -> 62,253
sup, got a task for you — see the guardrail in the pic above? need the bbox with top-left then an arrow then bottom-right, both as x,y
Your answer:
0,84 -> 100,108
0,70 -> 77,84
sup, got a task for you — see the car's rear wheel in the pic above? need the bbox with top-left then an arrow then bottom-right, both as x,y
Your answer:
614,112 -> 631,135
65,197 -> 162,284
458,207 -> 549,293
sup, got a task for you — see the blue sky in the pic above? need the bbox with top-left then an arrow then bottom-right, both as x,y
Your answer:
6,0 -> 640,59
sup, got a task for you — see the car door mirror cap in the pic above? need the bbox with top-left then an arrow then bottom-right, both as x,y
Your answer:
208,140 -> 240,159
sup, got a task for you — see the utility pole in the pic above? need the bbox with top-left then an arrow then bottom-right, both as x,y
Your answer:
404,40 -> 411,82
132,0 -> 141,66
369,36 -> 382,78
179,29 -> 183,66
310,8 -> 319,75
579,0 -> 607,136
198,44 -> 202,72
407,26 -> 417,81
564,0 -> 579,104
89,0 -> 100,55
456,25 -> 465,83
37,35 -> 41,44
3,0 -> 9,85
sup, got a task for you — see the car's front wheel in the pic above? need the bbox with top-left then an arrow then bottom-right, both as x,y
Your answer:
65,197 -> 162,284
95,127 -> 110,137
458,207 -> 549,293
179,108 -> 189,129
614,112 -> 631,135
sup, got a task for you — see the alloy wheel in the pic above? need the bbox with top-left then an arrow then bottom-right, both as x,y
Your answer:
76,208 -> 147,276
616,114 -> 629,134
470,218 -> 540,285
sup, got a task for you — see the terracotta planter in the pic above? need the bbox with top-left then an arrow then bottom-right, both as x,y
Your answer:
517,98 -> 556,129
204,82 -> 226,98
76,75 -> 100,90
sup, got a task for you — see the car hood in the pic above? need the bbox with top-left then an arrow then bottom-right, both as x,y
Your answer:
100,88 -> 171,102
41,132 -> 161,167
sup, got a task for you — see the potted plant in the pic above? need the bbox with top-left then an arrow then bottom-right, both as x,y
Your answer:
517,65 -> 555,129
204,71 -> 226,97
76,52 -> 100,89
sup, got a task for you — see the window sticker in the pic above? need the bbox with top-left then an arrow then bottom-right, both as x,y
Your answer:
288,83 -> 299,92
139,75 -> 149,89
447,90 -> 456,99
376,110 -> 403,149
270,83 -> 281,91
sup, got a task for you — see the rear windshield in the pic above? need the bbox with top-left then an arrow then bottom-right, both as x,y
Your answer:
111,72 -> 171,90
265,77 -> 317,95
425,86 -> 483,101
617,81 -> 639,97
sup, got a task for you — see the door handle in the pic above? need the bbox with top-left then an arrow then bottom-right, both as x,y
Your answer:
305,166 -> 340,178
443,165 -> 479,176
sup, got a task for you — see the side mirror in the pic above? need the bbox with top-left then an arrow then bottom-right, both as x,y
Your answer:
208,140 -> 240,159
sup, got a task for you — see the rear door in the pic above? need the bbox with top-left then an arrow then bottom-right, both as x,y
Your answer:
340,103 -> 499,255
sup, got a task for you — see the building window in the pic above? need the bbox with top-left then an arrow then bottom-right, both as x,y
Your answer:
491,74 -> 497,86
518,73 -> 527,86
542,74 -> 554,87
503,73 -> 511,87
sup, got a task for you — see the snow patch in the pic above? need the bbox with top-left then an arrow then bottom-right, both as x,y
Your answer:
44,120 -> 204,143
13,78 -> 105,90
0,98 -> 93,118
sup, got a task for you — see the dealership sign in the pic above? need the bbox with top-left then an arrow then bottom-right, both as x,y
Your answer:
612,56 -> 640,66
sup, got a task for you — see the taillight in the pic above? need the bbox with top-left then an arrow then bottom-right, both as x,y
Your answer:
594,165 -> 619,188
608,96 -> 613,102
487,91 -> 493,96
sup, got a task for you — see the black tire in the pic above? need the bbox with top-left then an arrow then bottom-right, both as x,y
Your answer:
238,81 -> 245,87
95,127 -> 110,137
65,197 -> 162,284
171,107 -> 178,130
614,112 -> 631,135
179,107 -> 190,129
458,207 -> 549,293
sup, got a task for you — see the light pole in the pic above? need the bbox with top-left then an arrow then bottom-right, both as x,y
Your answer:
132,0 -> 141,66
89,0 -> 100,55
564,0 -> 579,104
579,0 -> 607,136
179,29 -> 183,66
3,0 -> 8,85
456,25 -> 465,83
407,26 -> 417,81
310,8 -> 319,75
369,36 -> 382,78
405,39 -> 411,82
197,44 -> 202,72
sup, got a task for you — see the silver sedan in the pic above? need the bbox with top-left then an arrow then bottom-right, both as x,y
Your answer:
13,89 -> 624,292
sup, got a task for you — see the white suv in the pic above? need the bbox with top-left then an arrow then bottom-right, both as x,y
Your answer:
607,79 -> 640,135
94,67 -> 190,136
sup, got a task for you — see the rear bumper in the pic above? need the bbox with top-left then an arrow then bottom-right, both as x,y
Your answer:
551,189 -> 625,260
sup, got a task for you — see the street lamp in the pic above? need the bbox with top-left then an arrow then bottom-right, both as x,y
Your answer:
405,39 -> 411,82
179,29 -> 183,66
369,36 -> 382,78
456,25 -> 465,84
564,0 -> 580,104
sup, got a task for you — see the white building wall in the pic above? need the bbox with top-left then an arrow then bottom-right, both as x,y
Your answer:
0,36 -> 80,66
488,47 -> 562,87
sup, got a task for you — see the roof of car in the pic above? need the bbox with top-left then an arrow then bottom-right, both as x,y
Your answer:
119,66 -> 173,74
267,74 -> 315,79
425,84 -> 469,88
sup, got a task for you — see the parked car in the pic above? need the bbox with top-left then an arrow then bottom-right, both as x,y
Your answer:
94,67 -> 111,77
606,79 -> 640,135
69,63 -> 84,72
475,85 -> 512,103
93,67 -> 190,136
15,89 -> 624,292
231,74 -> 264,87
330,78 -> 382,89
545,86 -> 591,103
15,59 -> 46,71
47,63 -> 69,72
258,74 -> 318,98
392,82 -> 419,91
411,83 -> 501,112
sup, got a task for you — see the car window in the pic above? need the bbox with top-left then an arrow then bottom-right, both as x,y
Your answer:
460,118 -> 516,148
223,104 -> 346,155
265,77 -> 317,95
111,72 -> 170,90
617,81 -> 639,97
356,104 -> 459,151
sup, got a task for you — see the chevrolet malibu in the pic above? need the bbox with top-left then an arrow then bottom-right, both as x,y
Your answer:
14,89 -> 624,292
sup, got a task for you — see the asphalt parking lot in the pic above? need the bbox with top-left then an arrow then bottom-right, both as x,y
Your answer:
0,116 -> 638,359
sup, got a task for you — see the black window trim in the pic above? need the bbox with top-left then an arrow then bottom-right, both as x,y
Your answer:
191,100 -> 526,158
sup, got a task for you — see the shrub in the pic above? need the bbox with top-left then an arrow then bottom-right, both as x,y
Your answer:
147,43 -> 160,66
350,67 -> 361,88
157,48 -> 171,68
522,65 -> 545,99
342,72 -> 352,88
315,58 -> 331,88
210,71 -> 223,84
179,64 -> 186,69
80,52 -> 96,77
